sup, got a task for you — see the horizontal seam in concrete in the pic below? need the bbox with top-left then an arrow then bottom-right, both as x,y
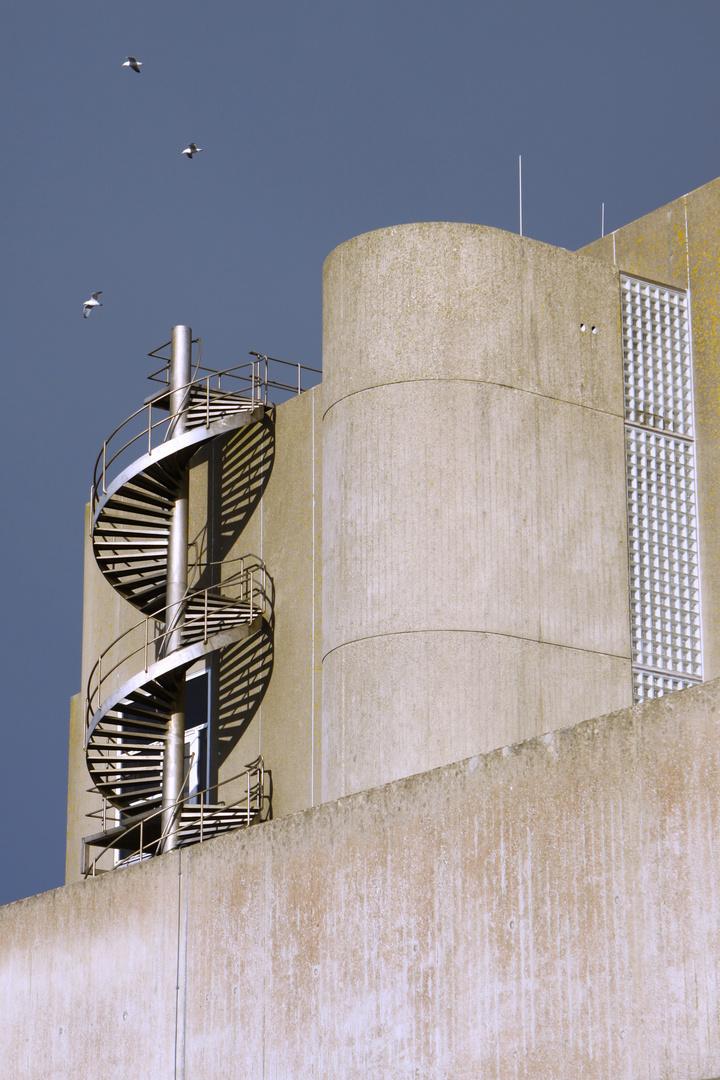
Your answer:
321,627 -> 631,664
321,375 -> 624,422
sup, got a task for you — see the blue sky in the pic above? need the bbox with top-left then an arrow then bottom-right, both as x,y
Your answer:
2,0 -> 719,905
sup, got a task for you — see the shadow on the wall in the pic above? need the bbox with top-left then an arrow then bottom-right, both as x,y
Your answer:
190,411 -> 276,586
215,411 -> 275,562
216,617 -> 274,768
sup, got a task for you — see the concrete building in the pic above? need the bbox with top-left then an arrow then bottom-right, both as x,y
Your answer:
2,176 -> 720,1078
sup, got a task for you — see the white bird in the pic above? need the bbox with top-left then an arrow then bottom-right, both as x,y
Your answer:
122,56 -> 143,73
181,142 -> 203,159
83,292 -> 103,318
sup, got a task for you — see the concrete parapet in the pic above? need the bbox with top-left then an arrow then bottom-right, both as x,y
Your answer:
5,678 -> 720,1078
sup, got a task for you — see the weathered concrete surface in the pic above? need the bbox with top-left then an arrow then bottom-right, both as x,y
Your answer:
1,856 -> 180,1079
583,176 -> 720,679
324,631 -> 630,797
323,222 -> 632,802
323,223 -> 624,414
64,692 -> 84,882
14,678 -> 720,1079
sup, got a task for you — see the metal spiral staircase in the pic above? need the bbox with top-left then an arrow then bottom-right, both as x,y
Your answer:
81,330 -> 320,875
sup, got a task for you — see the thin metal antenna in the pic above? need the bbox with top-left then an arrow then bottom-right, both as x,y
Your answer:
601,202 -> 605,238
519,155 -> 523,236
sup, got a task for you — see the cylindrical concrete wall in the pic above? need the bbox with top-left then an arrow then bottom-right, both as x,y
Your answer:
322,222 -> 633,802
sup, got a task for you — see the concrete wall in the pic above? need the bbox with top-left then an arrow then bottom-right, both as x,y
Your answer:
322,222 -> 633,802
9,678 -> 720,1079
582,176 -> 720,679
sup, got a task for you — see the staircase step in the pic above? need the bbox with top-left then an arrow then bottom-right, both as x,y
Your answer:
99,502 -> 172,521
95,522 -> 170,538
94,539 -> 168,551
97,716 -> 169,734
104,491 -> 175,515
122,473 -> 177,499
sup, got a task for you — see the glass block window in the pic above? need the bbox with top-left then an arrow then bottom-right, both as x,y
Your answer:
621,275 -> 702,703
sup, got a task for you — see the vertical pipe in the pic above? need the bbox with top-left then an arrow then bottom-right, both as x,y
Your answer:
161,325 -> 192,852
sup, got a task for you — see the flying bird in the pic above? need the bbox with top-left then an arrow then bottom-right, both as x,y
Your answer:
83,292 -> 103,318
181,142 -> 203,159
122,56 -> 143,73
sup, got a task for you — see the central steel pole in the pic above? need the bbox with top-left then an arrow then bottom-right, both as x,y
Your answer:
161,325 -> 192,852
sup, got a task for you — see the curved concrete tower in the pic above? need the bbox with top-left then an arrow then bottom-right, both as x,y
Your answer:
322,222 -> 633,802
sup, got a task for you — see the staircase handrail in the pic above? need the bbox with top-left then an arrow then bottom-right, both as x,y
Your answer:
91,361 -> 267,507
147,350 -> 322,395
84,757 -> 266,877
85,561 -> 268,733
92,356 -> 322,508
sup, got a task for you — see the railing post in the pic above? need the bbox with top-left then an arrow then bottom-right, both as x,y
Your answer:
102,442 -> 107,494
297,363 -> 301,396
148,402 -> 152,455
144,617 -> 149,671
204,588 -> 208,642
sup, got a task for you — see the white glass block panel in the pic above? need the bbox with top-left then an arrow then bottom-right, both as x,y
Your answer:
621,276 -> 693,437
622,275 -> 702,704
632,669 -> 699,701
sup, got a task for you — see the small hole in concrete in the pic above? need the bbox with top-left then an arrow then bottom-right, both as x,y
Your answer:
580,323 -> 586,333
591,325 -> 597,334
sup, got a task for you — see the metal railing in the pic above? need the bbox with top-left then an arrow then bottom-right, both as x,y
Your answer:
92,354 -> 322,507
85,561 -> 267,733
92,363 -> 261,506
147,350 -> 322,400
83,757 -> 267,877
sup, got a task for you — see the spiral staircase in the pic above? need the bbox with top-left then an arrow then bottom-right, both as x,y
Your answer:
81,335 -> 318,875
